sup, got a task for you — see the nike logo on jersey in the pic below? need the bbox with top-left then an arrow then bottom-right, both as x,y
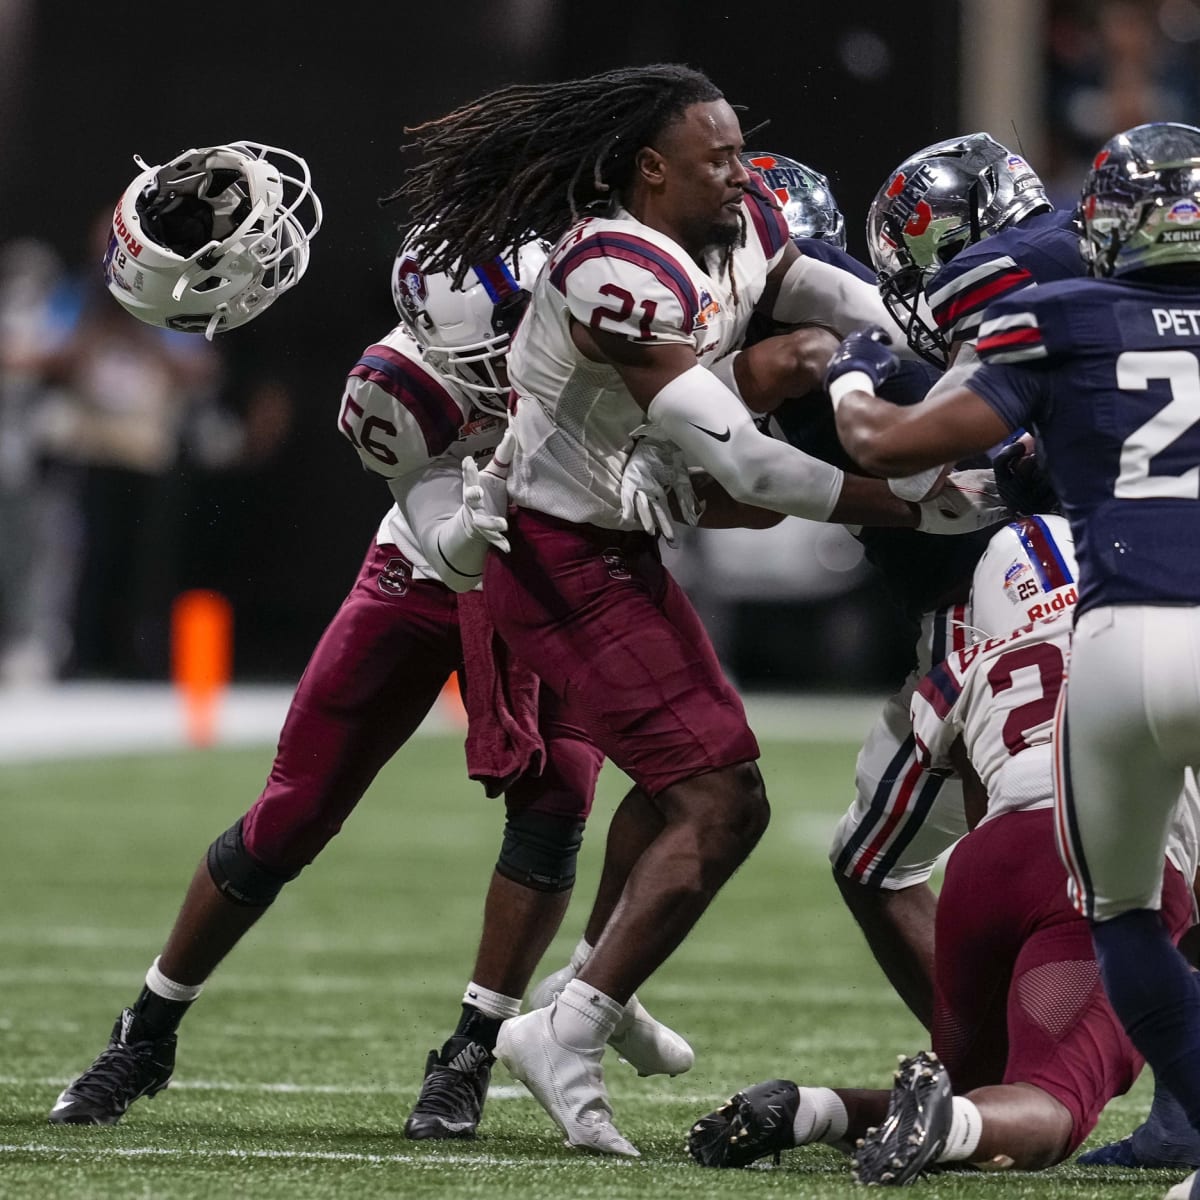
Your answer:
689,422 -> 731,442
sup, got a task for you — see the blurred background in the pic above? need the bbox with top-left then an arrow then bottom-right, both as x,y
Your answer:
0,0 -> 1195,696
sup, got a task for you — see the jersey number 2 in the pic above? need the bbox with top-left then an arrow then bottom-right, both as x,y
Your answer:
986,641 -> 1065,755
1115,350 -> 1200,499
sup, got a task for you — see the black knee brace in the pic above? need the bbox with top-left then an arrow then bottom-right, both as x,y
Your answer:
496,809 -> 585,893
206,818 -> 298,907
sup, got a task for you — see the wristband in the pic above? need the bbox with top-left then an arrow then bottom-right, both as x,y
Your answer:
827,370 -> 875,411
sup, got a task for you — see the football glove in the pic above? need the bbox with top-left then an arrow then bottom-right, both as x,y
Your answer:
916,468 -> 1010,535
824,324 -> 901,394
620,427 -> 704,546
459,427 -> 514,553
992,439 -> 1060,516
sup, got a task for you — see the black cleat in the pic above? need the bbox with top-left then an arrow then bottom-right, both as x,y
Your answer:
49,1009 -> 175,1125
852,1051 -> 953,1185
687,1079 -> 800,1168
403,1036 -> 493,1140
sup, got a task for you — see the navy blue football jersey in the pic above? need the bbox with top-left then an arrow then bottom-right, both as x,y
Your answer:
926,209 -> 1083,347
970,277 -> 1200,614
792,237 -> 877,284
766,247 -> 995,622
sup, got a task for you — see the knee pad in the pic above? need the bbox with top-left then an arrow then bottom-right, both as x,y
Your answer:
496,809 -> 585,893
206,818 -> 298,907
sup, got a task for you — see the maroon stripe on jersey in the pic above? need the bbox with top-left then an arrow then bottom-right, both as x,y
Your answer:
917,660 -> 962,720
977,326 -> 1043,356
743,174 -> 790,258
550,234 -> 698,333
349,344 -> 461,457
933,266 -> 1033,330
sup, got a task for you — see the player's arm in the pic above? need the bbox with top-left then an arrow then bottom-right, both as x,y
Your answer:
387,442 -> 510,592
758,240 -> 917,358
712,325 -> 841,415
577,322 -> 918,527
825,328 -> 1014,477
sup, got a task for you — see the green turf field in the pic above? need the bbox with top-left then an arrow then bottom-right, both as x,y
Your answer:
0,735 -> 1178,1198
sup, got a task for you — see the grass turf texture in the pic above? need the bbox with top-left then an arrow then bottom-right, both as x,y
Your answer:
0,735 -> 1176,1198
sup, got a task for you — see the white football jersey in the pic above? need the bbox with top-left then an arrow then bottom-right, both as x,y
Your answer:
506,179 -> 791,527
336,325 -> 504,582
911,612 -> 1200,880
911,613 -> 1069,827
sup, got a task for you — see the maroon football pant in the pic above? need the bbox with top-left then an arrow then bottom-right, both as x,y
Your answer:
241,541 -> 599,874
933,807 -> 1193,1151
483,507 -> 759,798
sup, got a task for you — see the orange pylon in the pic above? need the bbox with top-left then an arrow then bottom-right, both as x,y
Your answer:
171,590 -> 233,747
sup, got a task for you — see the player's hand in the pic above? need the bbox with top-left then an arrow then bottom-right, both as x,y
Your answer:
620,428 -> 704,546
824,325 -> 900,393
460,428 -> 513,553
992,437 -> 1059,516
916,468 -> 1010,535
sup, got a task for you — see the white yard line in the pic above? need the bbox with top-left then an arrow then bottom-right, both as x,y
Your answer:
0,684 -> 879,763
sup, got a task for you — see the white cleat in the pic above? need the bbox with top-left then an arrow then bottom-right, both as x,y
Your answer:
527,964 -> 693,1078
1166,1171 -> 1200,1200
496,1004 -> 640,1157
610,994 -> 694,1078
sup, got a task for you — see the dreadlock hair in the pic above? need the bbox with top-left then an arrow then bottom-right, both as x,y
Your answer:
387,64 -> 726,285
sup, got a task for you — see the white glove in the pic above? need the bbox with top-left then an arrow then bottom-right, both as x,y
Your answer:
620,427 -> 704,546
460,427 -> 514,553
916,468 -> 1010,535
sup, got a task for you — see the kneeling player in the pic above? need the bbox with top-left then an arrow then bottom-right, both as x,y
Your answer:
686,516 -> 1200,1181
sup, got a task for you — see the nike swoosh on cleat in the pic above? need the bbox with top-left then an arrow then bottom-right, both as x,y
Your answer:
689,422 -> 731,442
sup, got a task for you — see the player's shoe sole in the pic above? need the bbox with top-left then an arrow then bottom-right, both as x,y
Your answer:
852,1051 -> 953,1185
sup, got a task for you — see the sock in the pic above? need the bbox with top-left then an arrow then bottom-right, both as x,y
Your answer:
452,983 -> 521,1053
552,977 -> 622,1050
792,1086 -> 849,1145
569,937 -> 592,972
130,957 -> 204,1039
937,1096 -> 984,1162
1092,909 -> 1200,1133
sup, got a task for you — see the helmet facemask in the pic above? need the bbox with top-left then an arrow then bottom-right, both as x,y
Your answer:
392,233 -> 549,417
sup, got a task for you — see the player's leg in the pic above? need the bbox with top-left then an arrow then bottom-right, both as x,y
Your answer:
526,783 -> 693,1077
1060,607 -> 1200,1155
49,544 -> 460,1125
830,604 -> 970,1028
830,686 -> 968,1028
405,687 -> 601,1139
486,512 -> 764,1154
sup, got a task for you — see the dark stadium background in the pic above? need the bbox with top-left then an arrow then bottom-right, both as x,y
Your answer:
2,1 -> 960,685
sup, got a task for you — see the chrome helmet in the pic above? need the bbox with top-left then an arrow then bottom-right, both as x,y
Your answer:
1080,122 -> 1200,279
741,152 -> 845,248
867,133 -> 1051,365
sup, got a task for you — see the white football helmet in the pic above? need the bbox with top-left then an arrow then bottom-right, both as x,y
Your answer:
971,514 -> 1078,639
391,231 -> 548,416
104,141 -> 322,339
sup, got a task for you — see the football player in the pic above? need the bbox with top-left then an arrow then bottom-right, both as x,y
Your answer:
828,122 -> 1200,1200
395,64 -> 1009,1157
50,160 -> 686,1137
686,515 -> 1200,1181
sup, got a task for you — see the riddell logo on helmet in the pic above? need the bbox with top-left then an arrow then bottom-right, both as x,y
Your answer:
1025,586 -> 1077,622
112,207 -> 143,259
